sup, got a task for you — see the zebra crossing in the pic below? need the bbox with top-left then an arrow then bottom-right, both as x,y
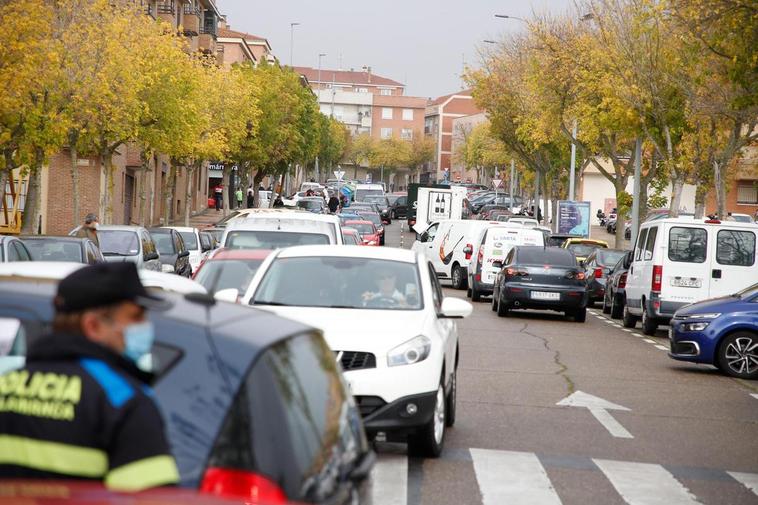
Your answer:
369,448 -> 758,505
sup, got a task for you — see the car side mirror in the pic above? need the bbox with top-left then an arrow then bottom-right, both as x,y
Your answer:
145,252 -> 159,261
419,232 -> 429,243
213,288 -> 239,304
492,260 -> 503,269
179,250 -> 190,258
439,297 -> 473,319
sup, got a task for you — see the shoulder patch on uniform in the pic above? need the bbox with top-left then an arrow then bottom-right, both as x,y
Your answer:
79,358 -> 134,408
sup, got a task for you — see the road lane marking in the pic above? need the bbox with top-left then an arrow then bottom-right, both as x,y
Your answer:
370,454 -> 407,505
655,345 -> 669,351
470,448 -> 562,505
751,394 -> 758,401
728,471 -> 758,497
557,391 -> 633,439
594,459 -> 702,504
623,329 -> 633,332
644,339 -> 656,344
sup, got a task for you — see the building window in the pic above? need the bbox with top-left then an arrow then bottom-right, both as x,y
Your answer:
382,108 -> 393,120
401,128 -> 413,140
332,106 -> 344,121
381,128 -> 393,139
356,87 -> 368,93
737,183 -> 758,204
380,89 -> 392,96
402,109 -> 414,121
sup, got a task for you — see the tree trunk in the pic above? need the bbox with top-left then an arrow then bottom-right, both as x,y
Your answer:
669,177 -> 684,219
253,170 -> 265,207
694,184 -> 707,219
163,162 -> 176,226
69,144 -> 80,227
222,166 -> 231,216
614,183 -> 626,248
183,165 -> 194,227
21,149 -> 44,234
542,173 -> 549,229
714,160 -> 727,220
138,151 -> 150,226
101,151 -> 116,224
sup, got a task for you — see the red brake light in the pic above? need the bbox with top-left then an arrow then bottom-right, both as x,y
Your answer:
594,267 -> 603,278
465,243 -> 473,260
477,246 -> 484,264
619,272 -> 627,288
652,265 -> 663,293
200,467 -> 287,503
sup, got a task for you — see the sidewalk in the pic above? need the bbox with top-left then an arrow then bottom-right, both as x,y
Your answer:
169,207 -> 222,229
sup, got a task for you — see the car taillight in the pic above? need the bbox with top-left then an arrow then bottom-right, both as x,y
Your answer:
652,265 -> 663,293
200,467 -> 287,503
465,243 -> 473,260
594,267 -> 603,278
477,247 -> 484,265
619,272 -> 627,288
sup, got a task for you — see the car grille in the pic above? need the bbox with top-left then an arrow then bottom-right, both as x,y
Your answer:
335,351 -> 376,371
353,396 -> 386,417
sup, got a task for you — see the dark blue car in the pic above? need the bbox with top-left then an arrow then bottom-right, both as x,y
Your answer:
669,282 -> 758,380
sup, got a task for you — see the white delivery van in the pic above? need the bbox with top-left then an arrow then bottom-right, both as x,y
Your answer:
354,184 -> 385,202
467,225 -> 545,301
624,217 -> 758,335
411,219 -> 499,289
222,213 -> 343,249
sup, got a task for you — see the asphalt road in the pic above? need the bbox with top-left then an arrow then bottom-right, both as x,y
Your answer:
367,221 -> 758,505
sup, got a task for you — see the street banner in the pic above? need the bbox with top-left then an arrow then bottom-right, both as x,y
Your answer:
557,201 -> 592,238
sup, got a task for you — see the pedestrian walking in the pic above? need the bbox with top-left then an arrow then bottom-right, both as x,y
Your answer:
273,195 -> 284,208
213,183 -> 223,212
75,213 -> 100,249
0,262 -> 179,491
328,195 -> 340,214
235,187 -> 244,209
246,185 -> 254,208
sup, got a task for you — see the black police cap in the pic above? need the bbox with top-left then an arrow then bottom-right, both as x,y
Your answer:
55,262 -> 171,313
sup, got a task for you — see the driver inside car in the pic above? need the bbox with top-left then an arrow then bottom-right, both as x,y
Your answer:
362,269 -> 407,307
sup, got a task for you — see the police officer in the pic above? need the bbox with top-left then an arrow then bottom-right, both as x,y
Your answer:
0,262 -> 179,491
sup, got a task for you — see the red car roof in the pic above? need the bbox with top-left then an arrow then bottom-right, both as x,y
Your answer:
344,220 -> 374,226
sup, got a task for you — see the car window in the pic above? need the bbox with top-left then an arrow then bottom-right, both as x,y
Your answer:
428,263 -> 442,310
517,247 -> 576,266
100,231 -> 140,256
597,250 -> 627,266
13,242 -> 31,261
634,228 -> 648,261
200,233 -> 211,250
173,232 -> 185,254
716,230 -> 756,266
206,333 -> 361,502
426,223 -> 439,241
195,259 -> 264,293
643,226 -> 658,260
397,196 -> 406,205
152,233 -> 175,256
226,231 -> 331,250
178,231 -> 198,250
668,227 -> 706,263
6,243 -> 21,262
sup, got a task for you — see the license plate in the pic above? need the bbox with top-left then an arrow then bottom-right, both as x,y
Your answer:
531,291 -> 560,300
671,277 -> 702,288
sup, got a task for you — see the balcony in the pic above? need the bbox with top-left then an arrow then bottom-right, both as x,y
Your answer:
182,5 -> 201,35
198,32 -> 216,54
156,1 -> 175,24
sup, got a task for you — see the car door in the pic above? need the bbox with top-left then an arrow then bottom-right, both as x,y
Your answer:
626,227 -> 649,314
141,231 -> 161,271
664,224 -> 708,306
428,262 -> 455,379
173,232 -> 189,276
709,226 -> 757,298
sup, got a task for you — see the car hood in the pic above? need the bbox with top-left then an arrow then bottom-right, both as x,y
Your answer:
675,295 -> 743,316
253,306 -> 428,353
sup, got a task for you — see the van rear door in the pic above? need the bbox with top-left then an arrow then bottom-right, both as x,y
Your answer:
664,224 -> 708,306
708,226 -> 758,298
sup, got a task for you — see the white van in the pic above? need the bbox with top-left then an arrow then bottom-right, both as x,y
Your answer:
355,184 -> 385,202
222,213 -> 343,249
411,220 -> 499,289
624,217 -> 758,335
467,225 -> 545,301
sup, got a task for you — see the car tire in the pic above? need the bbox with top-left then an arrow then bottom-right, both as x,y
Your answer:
496,294 -> 509,317
451,264 -> 467,290
466,287 -> 472,298
610,295 -> 623,319
573,307 -> 587,323
641,304 -> 658,336
408,383 -> 446,458
445,369 -> 457,427
602,292 -> 611,314
717,331 -> 758,380
622,304 -> 638,328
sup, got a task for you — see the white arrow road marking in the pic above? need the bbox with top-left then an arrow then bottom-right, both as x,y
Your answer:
655,345 -> 668,351
594,459 -> 702,504
370,454 -> 407,505
728,471 -> 758,497
751,393 -> 758,400
470,449 -> 562,505
557,391 -> 633,439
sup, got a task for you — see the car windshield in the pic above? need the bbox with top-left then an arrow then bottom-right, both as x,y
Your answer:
151,233 -> 175,255
732,215 -> 752,223
178,231 -> 198,250
355,189 -> 383,201
387,195 -> 401,205
567,243 -> 603,257
253,257 -> 422,310
226,230 -> 330,250
24,240 -> 82,262
358,213 -> 381,226
194,259 -> 264,293
99,231 -> 139,256
597,250 -> 627,266
364,196 -> 387,206
518,248 -> 575,266
297,199 -> 324,210
347,223 -> 374,235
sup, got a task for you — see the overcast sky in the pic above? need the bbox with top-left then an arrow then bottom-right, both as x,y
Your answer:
217,0 -> 575,99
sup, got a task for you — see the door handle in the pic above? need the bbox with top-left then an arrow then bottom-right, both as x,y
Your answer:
712,269 -> 722,279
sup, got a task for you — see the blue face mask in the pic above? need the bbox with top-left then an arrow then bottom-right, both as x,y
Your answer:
122,321 -> 155,363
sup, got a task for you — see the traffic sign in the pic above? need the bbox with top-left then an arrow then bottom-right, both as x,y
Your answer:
492,179 -> 503,188
333,170 -> 345,181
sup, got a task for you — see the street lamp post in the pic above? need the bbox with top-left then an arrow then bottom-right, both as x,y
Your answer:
289,22 -> 300,67
569,119 -> 578,201
315,53 -> 326,183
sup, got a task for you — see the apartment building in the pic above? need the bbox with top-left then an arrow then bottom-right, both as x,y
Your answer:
424,90 -> 482,183
217,18 -> 275,68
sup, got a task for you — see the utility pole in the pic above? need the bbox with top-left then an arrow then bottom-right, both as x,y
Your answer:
569,119 -> 578,201
289,22 -> 300,67
631,138 -> 642,244
510,158 -> 515,212
534,169 -> 541,224
330,73 -> 336,118
316,53 -> 326,183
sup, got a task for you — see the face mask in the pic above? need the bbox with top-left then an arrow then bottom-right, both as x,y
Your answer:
122,321 -> 155,363
92,222 -> 99,230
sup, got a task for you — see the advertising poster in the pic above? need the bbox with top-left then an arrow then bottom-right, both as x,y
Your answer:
557,201 -> 592,238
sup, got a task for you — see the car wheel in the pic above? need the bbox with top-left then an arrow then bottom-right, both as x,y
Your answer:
451,264 -> 466,290
408,383 -> 446,458
622,304 -> 638,328
496,294 -> 509,317
717,332 -> 758,380
466,287 -> 472,298
641,304 -> 658,336
610,295 -> 623,319
602,292 -> 611,314
573,307 -> 587,323
445,369 -> 457,427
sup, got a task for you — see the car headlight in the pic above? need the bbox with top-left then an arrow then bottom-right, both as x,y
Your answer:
387,336 -> 431,367
682,322 -> 709,332
687,313 -> 721,319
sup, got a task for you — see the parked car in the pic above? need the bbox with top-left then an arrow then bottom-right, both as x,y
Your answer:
364,195 -> 392,224
546,234 -> 582,248
222,213 -> 344,249
584,248 -> 629,305
345,220 -> 381,246
0,236 -> 32,263
562,238 -> 609,263
148,228 -> 192,277
602,250 -> 633,319
165,227 -> 211,272
354,183 -> 384,202
388,193 -> 408,219
97,225 -> 161,271
241,245 -> 472,457
477,205 -> 512,221
192,248 -> 270,299
669,282 -> 758,380
21,236 -> 103,264
624,217 -> 758,335
468,193 -> 522,215
492,246 -> 588,322
0,266 -> 374,504
355,211 -> 385,245
467,225 -> 545,302
341,227 -> 362,245
296,196 -> 328,214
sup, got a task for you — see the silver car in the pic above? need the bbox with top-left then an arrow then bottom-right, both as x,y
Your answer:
97,225 -> 161,271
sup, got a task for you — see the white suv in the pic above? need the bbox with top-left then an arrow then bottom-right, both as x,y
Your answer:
241,245 -> 472,457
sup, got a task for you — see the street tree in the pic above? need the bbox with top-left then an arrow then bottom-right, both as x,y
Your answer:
407,132 -> 436,184
345,133 -> 376,180
370,137 -> 410,186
